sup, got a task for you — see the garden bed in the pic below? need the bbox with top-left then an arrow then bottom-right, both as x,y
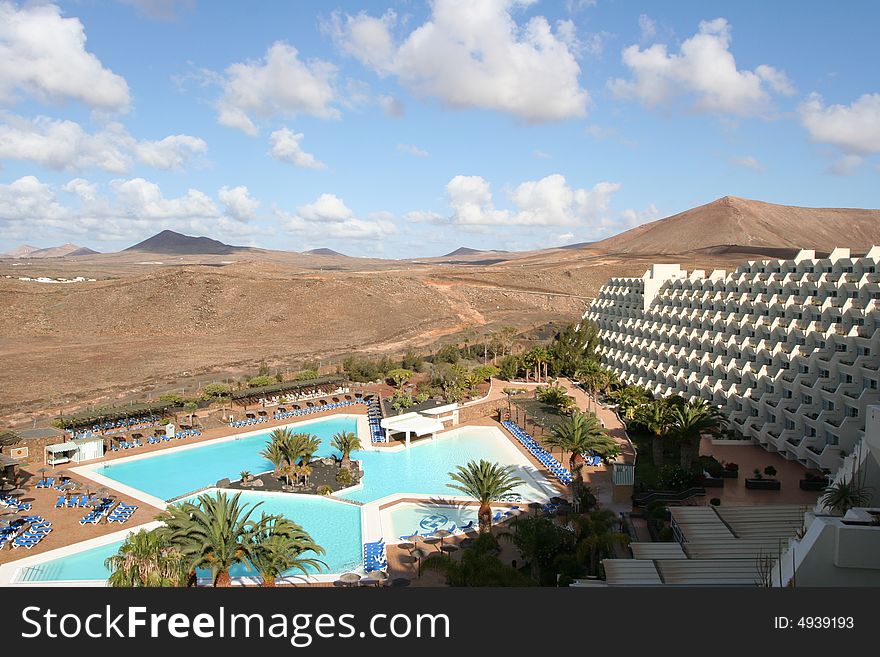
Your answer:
745,478 -> 781,490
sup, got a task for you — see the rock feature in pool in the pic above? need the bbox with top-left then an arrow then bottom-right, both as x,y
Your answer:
223,458 -> 363,496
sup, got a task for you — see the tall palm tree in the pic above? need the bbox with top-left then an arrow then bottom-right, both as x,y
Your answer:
159,491 -> 265,587
533,347 -> 551,383
331,431 -> 361,471
105,528 -> 188,587
633,400 -> 675,467
291,433 -> 321,466
573,510 -> 630,577
260,440 -> 287,478
447,460 -> 523,534
247,515 -> 326,586
669,399 -> 728,470
820,480 -> 872,515
545,411 -> 620,486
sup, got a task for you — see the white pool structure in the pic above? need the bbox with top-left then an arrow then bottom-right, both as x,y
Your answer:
0,414 -> 557,586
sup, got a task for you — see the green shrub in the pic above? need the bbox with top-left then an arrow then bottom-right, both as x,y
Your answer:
247,375 -> 275,388
710,497 -> 721,506
335,468 -> 353,486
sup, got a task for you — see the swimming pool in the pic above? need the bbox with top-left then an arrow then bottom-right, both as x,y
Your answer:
11,492 -> 362,583
5,418 -> 553,585
92,416 -> 358,500
88,419 -> 550,504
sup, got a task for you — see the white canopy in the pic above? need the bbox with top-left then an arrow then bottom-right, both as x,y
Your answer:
46,441 -> 77,453
380,413 -> 444,437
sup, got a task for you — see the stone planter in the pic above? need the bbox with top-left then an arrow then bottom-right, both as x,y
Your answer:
701,475 -> 725,488
745,478 -> 781,490
720,469 -> 739,479
799,479 -> 826,491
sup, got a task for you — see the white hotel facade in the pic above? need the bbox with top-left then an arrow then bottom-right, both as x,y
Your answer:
583,247 -> 880,476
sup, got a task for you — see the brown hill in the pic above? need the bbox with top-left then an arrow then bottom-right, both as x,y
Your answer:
2,244 -> 39,258
6,243 -> 96,258
593,196 -> 880,255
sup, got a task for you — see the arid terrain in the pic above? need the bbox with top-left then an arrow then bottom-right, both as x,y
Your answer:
2,196 -> 879,426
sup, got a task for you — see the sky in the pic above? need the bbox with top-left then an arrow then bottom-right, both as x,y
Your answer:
0,0 -> 878,258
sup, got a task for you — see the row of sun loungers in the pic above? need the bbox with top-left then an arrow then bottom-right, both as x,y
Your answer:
2,515 -> 53,550
363,538 -> 387,572
55,494 -> 93,508
364,399 -> 386,443
110,438 -> 143,450
79,499 -> 117,525
502,420 -> 574,485
0,494 -> 31,512
68,415 -> 160,439
229,416 -> 268,428
108,503 -> 138,523
273,400 -> 356,421
35,477 -> 55,488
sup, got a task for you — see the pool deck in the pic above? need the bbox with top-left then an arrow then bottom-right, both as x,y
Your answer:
0,407 -> 563,585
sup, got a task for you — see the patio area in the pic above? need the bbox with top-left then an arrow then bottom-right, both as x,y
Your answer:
699,442 -> 824,506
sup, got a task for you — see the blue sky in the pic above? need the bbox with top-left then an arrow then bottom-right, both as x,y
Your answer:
0,0 -> 878,257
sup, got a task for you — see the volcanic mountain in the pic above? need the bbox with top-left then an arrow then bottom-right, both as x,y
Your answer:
124,230 -> 246,255
3,243 -> 98,258
592,196 -> 880,255
304,248 -> 345,256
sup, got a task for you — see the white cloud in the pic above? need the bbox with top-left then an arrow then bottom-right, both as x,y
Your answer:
638,14 -> 656,41
404,210 -> 444,224
0,114 -> 206,172
134,134 -> 207,170
728,155 -> 766,172
0,2 -> 130,110
278,193 -> 396,240
323,10 -> 398,74
268,127 -> 327,170
0,175 -> 269,244
216,42 -> 339,135
379,95 -> 405,117
828,154 -> 864,176
218,185 -> 259,221
397,143 -> 429,158
798,93 -> 880,158
609,18 -> 793,116
329,0 -> 588,122
414,173 -> 620,229
533,150 -> 551,159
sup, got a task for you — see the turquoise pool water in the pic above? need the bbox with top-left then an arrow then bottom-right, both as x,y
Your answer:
14,540 -> 123,582
384,502 -> 508,540
14,493 -> 362,582
94,419 -> 547,503
95,416 -> 357,500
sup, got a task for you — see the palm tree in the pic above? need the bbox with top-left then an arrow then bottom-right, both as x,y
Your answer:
247,514 -> 326,586
105,528 -> 188,587
533,347 -> 551,383
546,411 -> 620,486
331,431 -> 361,471
291,433 -> 321,466
260,440 -> 286,478
669,399 -> 728,469
422,534 -> 534,586
159,491 -> 264,587
447,460 -> 523,534
573,510 -> 630,577
820,480 -> 872,515
633,400 -> 675,467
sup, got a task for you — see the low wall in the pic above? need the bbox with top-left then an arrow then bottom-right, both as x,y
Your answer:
457,397 -> 508,424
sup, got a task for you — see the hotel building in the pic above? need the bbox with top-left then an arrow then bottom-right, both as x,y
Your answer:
582,247 -> 880,586
582,247 -> 880,476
